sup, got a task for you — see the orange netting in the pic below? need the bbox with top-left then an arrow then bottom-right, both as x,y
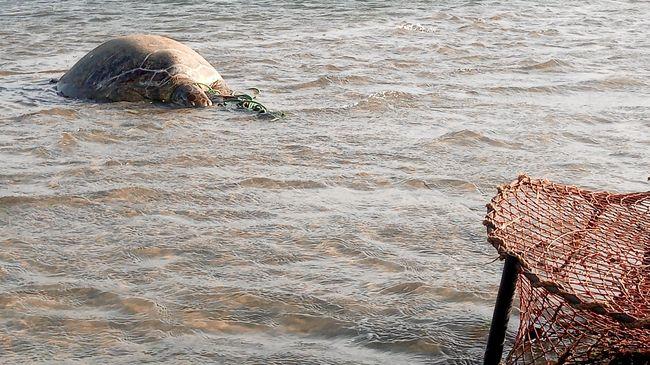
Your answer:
484,175 -> 649,364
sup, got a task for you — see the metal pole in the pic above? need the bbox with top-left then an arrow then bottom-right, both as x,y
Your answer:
484,255 -> 519,365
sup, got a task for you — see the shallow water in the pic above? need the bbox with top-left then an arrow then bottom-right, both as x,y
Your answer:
1,1 -> 649,363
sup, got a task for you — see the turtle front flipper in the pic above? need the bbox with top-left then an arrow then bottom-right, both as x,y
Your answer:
170,83 -> 212,108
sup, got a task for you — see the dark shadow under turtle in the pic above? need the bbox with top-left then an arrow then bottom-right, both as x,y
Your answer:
57,34 -> 233,107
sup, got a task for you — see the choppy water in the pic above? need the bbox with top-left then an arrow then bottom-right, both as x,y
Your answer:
1,1 -> 649,363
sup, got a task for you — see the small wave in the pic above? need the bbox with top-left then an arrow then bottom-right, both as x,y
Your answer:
355,257 -> 404,272
458,21 -> 490,32
322,64 -> 345,72
436,45 -> 466,55
425,178 -> 480,193
335,174 -> 391,191
493,76 -> 649,94
573,76 -> 647,91
364,337 -> 442,355
253,58 -> 281,65
431,287 -> 487,304
452,67 -> 482,75
103,158 -> 157,167
388,59 -> 423,70
75,129 -> 124,144
58,132 -> 78,149
92,187 -> 161,203
379,281 -> 427,295
1,187 -> 161,207
181,310 -> 270,334
488,13 -> 513,21
0,69 -> 68,77
18,285 -> 167,320
126,246 -> 182,270
129,246 -> 181,261
0,70 -> 23,77
487,85 -> 561,94
13,107 -> 78,122
400,179 -> 433,190
166,154 -> 221,167
288,74 -> 371,90
530,28 -> 560,36
352,90 -> 424,111
519,58 -> 571,71
238,177 -> 325,189
397,22 -> 435,33
0,194 -> 93,207
431,130 -> 523,149
369,90 -> 419,102
280,313 -> 353,338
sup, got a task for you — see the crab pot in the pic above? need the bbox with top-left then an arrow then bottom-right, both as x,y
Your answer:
484,255 -> 519,365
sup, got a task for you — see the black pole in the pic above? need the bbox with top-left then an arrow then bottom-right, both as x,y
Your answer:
484,255 -> 519,365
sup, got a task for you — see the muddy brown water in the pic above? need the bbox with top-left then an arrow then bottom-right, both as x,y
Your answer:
1,1 -> 649,364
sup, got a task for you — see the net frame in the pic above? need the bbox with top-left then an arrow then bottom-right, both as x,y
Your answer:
484,175 -> 649,364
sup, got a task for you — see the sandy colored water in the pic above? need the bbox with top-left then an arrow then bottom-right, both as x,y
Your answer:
0,1 -> 649,363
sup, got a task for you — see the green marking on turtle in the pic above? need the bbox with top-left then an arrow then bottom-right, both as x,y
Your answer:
57,34 -> 233,107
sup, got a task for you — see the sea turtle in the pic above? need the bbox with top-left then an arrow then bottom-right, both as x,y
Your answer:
57,34 -> 232,107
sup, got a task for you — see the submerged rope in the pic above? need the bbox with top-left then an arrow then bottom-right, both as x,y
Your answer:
195,83 -> 283,120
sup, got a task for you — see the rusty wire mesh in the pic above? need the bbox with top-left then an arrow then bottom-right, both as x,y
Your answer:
484,175 -> 649,364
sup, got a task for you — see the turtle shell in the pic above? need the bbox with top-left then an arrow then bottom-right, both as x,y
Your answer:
57,34 -> 231,103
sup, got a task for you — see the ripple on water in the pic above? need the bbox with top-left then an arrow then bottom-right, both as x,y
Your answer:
396,22 -> 436,33
12,107 -> 78,122
518,58 -> 571,71
486,84 -> 563,94
73,129 -> 129,144
287,75 -> 373,90
572,76 -> 648,91
423,178 -> 480,193
429,129 -> 524,149
92,187 -> 161,203
238,177 -> 326,190
352,90 -> 427,111
378,281 -> 427,295
0,194 -> 94,208
58,132 -> 78,149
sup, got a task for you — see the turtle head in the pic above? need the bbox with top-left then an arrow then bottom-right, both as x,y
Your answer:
170,83 -> 212,108
210,79 -> 233,96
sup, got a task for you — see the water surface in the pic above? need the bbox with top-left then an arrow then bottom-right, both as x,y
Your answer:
1,1 -> 649,363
